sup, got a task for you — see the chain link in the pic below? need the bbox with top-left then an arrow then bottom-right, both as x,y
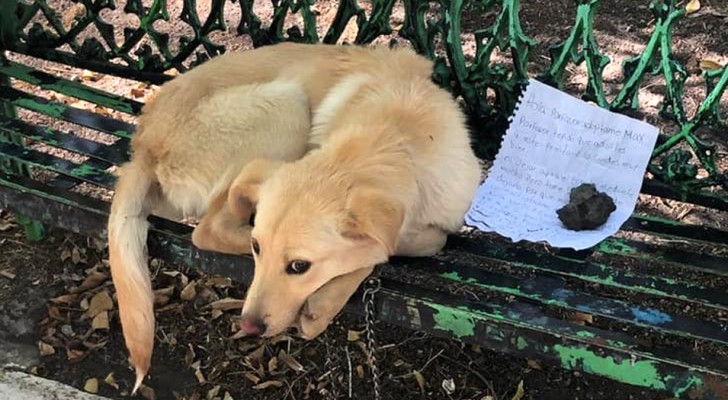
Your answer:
362,276 -> 382,400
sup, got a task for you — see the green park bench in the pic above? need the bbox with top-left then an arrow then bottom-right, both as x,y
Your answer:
0,0 -> 726,398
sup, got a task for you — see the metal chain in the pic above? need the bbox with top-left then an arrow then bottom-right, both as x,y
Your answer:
362,276 -> 382,400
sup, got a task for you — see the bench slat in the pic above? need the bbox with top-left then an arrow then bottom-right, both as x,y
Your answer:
0,62 -> 144,115
595,237 -> 728,277
449,236 -> 728,311
1,173 -> 726,399
0,87 -> 134,138
624,214 -> 728,246
0,141 -> 115,188
0,116 -> 130,165
396,256 -> 728,345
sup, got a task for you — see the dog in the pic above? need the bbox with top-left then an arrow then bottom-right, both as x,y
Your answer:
107,42 -> 481,393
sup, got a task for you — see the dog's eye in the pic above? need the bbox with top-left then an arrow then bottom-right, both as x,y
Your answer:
251,238 -> 260,255
286,260 -> 311,275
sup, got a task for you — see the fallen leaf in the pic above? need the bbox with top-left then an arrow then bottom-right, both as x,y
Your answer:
244,372 -> 260,384
104,372 -> 119,389
527,359 -> 542,370
84,378 -> 98,393
87,291 -> 113,318
700,60 -> 722,71
686,0 -> 700,14
66,348 -> 85,362
356,365 -> 364,378
393,359 -> 405,368
223,392 -> 234,400
268,356 -> 278,374
131,87 -> 146,98
210,309 -> 224,320
82,70 -> 101,82
207,385 -> 221,400
347,329 -> 363,342
138,384 -> 156,400
0,220 -> 14,231
71,247 -> 83,265
253,380 -> 284,390
442,378 -> 455,394
185,344 -> 196,366
93,105 -> 110,117
194,367 -> 206,384
0,269 -> 16,280
180,281 -> 197,301
50,294 -> 78,305
154,287 -> 174,306
511,380 -> 525,400
207,277 -> 232,288
207,298 -> 245,310
92,311 -> 109,330
38,341 -> 55,356
279,350 -> 305,372
70,271 -> 107,293
413,370 -> 426,393
568,311 -> 593,326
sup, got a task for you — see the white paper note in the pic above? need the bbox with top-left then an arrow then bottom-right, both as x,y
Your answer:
465,79 -> 659,250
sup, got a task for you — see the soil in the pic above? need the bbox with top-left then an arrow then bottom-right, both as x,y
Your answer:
1,1 -> 727,400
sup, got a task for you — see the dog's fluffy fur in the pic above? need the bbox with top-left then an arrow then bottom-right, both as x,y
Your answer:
107,42 -> 481,392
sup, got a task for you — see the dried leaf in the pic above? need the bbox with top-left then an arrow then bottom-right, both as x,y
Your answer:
207,277 -> 232,288
92,311 -> 109,330
38,341 -> 55,356
81,70 -> 102,82
527,359 -> 542,370
210,309 -> 224,320
154,287 -> 174,306
700,60 -> 722,71
207,385 -> 221,400
185,344 -> 196,366
278,350 -> 305,372
511,380 -> 525,400
442,378 -> 455,395
347,329 -> 363,342
393,359 -> 405,368
50,294 -> 78,305
84,378 -> 98,393
131,87 -> 146,98
180,281 -> 197,301
253,380 -> 284,390
0,220 -> 14,231
66,348 -> 85,362
568,311 -> 593,326
70,271 -> 107,293
356,365 -> 364,379
223,392 -> 233,400
93,105 -> 110,117
686,0 -> 701,14
104,372 -> 119,390
208,297 -> 245,310
71,247 -> 82,265
138,384 -> 156,400
413,370 -> 426,392
87,291 -> 114,318
244,372 -> 260,384
268,356 -> 278,374
0,269 -> 16,280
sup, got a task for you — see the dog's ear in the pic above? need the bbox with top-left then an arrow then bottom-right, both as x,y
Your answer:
340,187 -> 404,255
227,159 -> 284,220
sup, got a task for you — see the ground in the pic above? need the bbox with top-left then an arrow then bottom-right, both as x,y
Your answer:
1,0 -> 727,399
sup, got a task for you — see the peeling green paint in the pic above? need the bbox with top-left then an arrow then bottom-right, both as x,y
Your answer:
429,304 -> 475,338
576,331 -> 596,338
554,345 -> 667,390
516,337 -> 528,350
597,239 -> 638,256
672,375 -> 703,398
14,98 -> 66,118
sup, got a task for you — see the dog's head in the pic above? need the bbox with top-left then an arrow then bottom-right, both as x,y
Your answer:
230,158 -> 403,338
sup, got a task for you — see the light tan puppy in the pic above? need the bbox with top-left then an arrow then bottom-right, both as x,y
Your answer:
107,43 -> 481,392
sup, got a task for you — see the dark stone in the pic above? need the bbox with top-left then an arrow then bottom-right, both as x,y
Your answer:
557,183 -> 616,231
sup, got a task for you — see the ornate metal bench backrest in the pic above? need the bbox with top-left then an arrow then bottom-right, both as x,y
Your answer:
0,0 -> 726,204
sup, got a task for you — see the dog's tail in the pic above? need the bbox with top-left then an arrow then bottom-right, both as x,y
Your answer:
107,158 -> 156,394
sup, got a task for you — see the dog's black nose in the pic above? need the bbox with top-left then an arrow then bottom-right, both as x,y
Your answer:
238,316 -> 266,337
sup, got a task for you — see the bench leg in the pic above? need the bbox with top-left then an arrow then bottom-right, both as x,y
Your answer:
0,54 -> 46,242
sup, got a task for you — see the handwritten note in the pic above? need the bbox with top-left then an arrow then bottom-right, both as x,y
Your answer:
465,79 -> 659,250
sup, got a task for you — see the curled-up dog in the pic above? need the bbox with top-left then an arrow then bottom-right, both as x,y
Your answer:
107,42 -> 482,392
